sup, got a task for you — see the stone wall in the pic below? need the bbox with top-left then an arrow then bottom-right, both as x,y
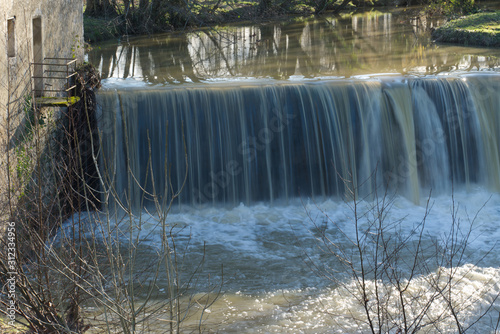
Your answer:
0,0 -> 84,106
0,0 -> 84,220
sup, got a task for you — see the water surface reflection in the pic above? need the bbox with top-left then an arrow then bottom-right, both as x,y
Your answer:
88,9 -> 500,84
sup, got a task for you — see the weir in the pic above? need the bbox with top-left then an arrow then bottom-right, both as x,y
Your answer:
97,73 -> 500,209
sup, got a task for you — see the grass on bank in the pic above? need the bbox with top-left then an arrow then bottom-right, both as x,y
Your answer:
432,11 -> 500,46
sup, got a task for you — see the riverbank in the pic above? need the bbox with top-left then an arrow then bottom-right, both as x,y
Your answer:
83,1 -> 500,46
82,0 -> 401,44
432,11 -> 500,46
83,2 -> 313,43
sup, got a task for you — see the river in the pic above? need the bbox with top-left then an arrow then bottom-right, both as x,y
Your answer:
84,8 -> 500,333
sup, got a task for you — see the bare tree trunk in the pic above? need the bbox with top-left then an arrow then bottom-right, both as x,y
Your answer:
167,0 -> 190,28
259,0 -> 274,14
84,0 -> 116,17
139,0 -> 149,11
84,0 -> 97,15
151,0 -> 167,26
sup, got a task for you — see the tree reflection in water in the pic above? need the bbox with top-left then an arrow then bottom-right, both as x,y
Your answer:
88,10 -> 500,84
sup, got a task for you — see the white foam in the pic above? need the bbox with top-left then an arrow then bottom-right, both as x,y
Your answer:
60,187 -> 500,280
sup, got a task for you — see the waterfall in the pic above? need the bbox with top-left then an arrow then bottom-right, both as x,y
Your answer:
96,73 -> 500,209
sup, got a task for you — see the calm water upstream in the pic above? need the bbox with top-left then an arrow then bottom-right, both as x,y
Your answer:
88,8 -> 500,83
85,8 -> 500,333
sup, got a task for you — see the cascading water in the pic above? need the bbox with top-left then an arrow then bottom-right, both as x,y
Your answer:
85,8 -> 500,329
92,73 -> 500,332
97,73 -> 500,209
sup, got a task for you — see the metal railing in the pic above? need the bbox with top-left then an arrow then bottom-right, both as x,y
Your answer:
31,57 -> 78,100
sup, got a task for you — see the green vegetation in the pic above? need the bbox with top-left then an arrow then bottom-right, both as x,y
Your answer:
84,15 -> 122,43
432,11 -> 500,46
81,0 -> 383,43
82,0 -> 500,47
427,0 -> 477,18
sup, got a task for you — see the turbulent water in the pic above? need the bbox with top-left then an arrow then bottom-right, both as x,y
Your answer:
88,9 -> 500,333
92,73 -> 500,333
84,190 -> 500,332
